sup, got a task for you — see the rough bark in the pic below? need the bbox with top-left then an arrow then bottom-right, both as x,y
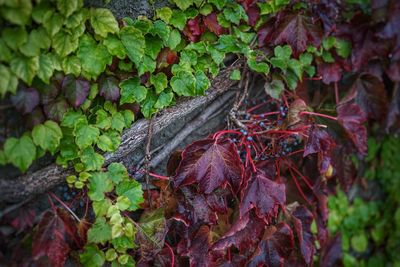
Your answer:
0,62 -> 241,204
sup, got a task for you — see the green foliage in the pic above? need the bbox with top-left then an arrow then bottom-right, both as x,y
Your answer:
328,137 -> 400,266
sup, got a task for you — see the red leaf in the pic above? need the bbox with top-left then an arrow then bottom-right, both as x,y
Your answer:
211,211 -> 265,254
341,74 -> 389,120
174,187 -> 219,226
185,225 -> 211,267
304,127 -> 335,157
261,11 -> 322,55
173,138 -> 244,194
246,6 -> 260,27
320,234 -> 342,267
183,16 -> 205,42
156,48 -> 179,70
291,206 -> 315,266
337,103 -> 368,155
32,208 -> 78,267
11,87 -> 40,114
62,75 -> 90,108
10,208 -> 36,232
317,62 -> 342,84
385,82 -> 400,134
204,13 -> 227,36
247,223 -> 295,267
240,170 -> 286,219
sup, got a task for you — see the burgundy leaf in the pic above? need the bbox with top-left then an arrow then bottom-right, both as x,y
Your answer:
304,127 -> 335,157
385,82 -> 400,133
43,97 -> 69,122
332,144 -> 357,191
261,11 -> 322,55
62,75 -> 90,108
337,103 -> 367,155
240,169 -> 286,219
341,74 -> 388,120
10,208 -> 36,232
317,62 -> 342,84
320,234 -> 342,267
154,245 -> 175,267
247,223 -> 295,267
99,76 -> 120,102
37,82 -> 60,105
11,87 -> 40,114
32,208 -> 78,267
204,13 -> 226,36
291,206 -> 315,266
183,16 -> 205,42
387,48 -> 400,82
174,187 -> 218,226
211,211 -> 265,254
25,107 -> 46,129
173,138 -> 244,194
157,48 -> 179,71
246,5 -> 260,27
187,226 -> 211,267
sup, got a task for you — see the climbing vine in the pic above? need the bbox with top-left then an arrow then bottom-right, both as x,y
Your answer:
1,0 -> 399,266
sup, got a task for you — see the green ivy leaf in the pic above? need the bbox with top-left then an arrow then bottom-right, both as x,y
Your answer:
19,28 -> 51,57
131,17 -> 153,34
170,10 -> 187,30
138,55 -> 156,76
284,70 -> 298,90
74,121 -> 100,149
52,29 -> 79,57
288,59 -> 303,79
122,110 -> 134,128
32,2 -> 52,24
90,8 -> 119,38
170,70 -> 196,96
145,35 -> 163,60
223,5 -> 247,25
247,58 -> 270,74
209,0 -> 226,10
141,91 -> 158,118
274,45 -> 292,59
2,27 -> 28,51
194,70 -> 210,95
200,3 -> 213,15
230,69 -> 241,80
57,0 -> 79,17
80,245 -> 105,267
81,147 -> 104,171
116,180 -> 144,211
4,135 -> 36,172
103,35 -> 126,59
171,0 -> 193,10
322,36 -> 336,51
336,39 -> 352,58
120,26 -> 145,68
37,54 -> 56,84
62,56 -> 81,77
65,9 -> 87,28
10,55 -> 39,85
87,217 -> 112,244
32,120 -> 62,154
265,79 -> 285,99
94,109 -> 111,130
150,73 -> 168,94
43,12 -> 63,36
0,39 -> 12,63
108,162 -> 129,184
150,20 -> 170,44
61,109 -> 86,128
0,0 -> 32,25
299,53 -> 313,66
154,91 -> 173,109
111,112 -> 125,133
119,77 -> 147,105
77,34 -> 112,80
97,133 -> 119,152
208,46 -> 225,65
0,65 -> 18,97
156,7 -> 173,23
322,50 -> 335,63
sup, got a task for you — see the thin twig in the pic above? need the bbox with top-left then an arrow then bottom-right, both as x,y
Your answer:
144,115 -> 155,209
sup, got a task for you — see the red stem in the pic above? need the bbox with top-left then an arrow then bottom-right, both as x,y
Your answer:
300,111 -> 338,121
213,130 -> 242,140
147,171 -> 170,181
334,82 -> 339,105
288,168 -> 312,206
